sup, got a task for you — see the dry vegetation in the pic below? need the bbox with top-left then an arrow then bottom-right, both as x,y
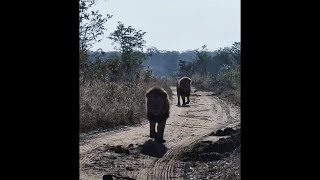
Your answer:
191,65 -> 240,105
80,76 -> 173,133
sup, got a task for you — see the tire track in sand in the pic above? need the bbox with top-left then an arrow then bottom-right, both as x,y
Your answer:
136,87 -> 237,180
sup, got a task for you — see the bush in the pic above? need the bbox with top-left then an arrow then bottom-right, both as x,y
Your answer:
191,65 -> 240,105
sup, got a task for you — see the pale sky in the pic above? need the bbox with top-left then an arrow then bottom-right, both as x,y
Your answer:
90,0 -> 240,52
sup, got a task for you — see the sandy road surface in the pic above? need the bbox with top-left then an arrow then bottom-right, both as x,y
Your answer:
80,86 -> 240,180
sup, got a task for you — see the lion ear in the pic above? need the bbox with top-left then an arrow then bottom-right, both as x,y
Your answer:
162,92 -> 168,98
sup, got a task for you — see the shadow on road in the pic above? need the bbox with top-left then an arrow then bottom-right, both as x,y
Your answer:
176,104 -> 190,108
140,139 -> 167,158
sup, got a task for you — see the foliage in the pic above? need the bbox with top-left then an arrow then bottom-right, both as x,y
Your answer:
79,0 -> 112,51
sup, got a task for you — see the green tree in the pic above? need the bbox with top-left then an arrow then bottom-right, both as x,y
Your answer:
193,45 -> 210,78
215,42 -> 240,68
79,0 -> 112,52
178,60 -> 194,77
79,0 -> 112,83
108,22 -> 147,74
230,42 -> 241,66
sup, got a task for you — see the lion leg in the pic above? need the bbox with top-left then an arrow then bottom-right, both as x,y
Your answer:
186,96 -> 190,104
177,84 -> 181,106
149,120 -> 156,138
177,94 -> 181,106
182,95 -> 186,106
177,88 -> 181,106
155,120 -> 166,143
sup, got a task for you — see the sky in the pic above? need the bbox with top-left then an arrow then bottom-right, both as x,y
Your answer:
89,0 -> 240,52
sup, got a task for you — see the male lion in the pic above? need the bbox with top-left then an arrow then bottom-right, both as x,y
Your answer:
145,87 -> 170,143
177,77 -> 192,106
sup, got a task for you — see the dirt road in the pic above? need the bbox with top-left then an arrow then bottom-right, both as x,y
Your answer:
80,86 -> 240,180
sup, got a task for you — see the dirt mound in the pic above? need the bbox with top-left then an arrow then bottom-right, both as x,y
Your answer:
214,127 -> 239,136
103,174 -> 136,180
82,144 -> 144,179
183,152 -> 240,180
181,128 -> 240,162
181,128 -> 241,180
109,145 -> 131,155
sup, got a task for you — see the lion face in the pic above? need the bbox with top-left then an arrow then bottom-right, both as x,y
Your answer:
147,92 -> 167,116
146,87 -> 169,118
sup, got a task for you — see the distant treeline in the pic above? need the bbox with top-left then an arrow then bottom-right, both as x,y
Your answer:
84,43 -> 238,77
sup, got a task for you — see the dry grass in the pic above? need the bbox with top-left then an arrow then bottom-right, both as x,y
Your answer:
191,66 -> 240,105
80,78 -> 173,133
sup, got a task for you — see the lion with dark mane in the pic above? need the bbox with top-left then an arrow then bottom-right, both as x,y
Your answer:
177,77 -> 192,106
145,87 -> 170,143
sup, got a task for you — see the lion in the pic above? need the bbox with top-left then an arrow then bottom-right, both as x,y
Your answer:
145,87 -> 170,143
177,77 -> 192,106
